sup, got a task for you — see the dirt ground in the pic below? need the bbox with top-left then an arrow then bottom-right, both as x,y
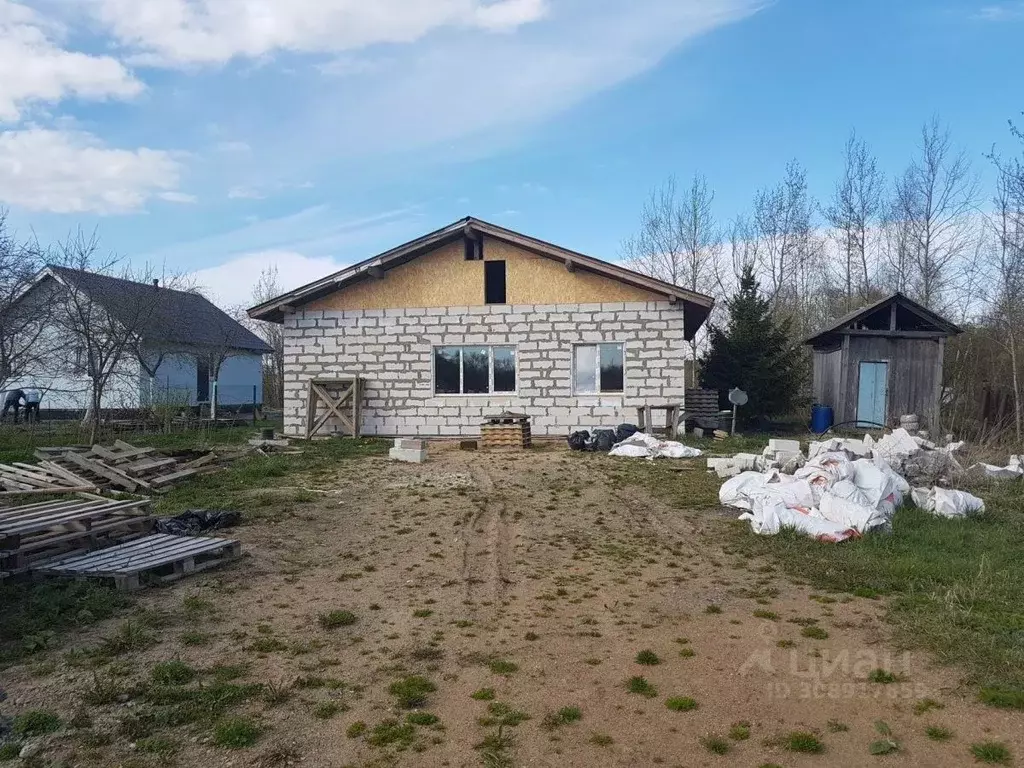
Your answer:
3,442 -> 1022,767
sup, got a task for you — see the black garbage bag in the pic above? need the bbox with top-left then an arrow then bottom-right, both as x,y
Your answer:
614,423 -> 639,443
592,429 -> 617,452
156,509 -> 240,536
567,430 -> 590,451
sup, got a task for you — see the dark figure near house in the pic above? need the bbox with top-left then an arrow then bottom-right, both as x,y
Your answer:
23,389 -> 41,423
2,389 -> 25,422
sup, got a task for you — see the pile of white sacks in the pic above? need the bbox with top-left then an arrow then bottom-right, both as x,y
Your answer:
608,432 -> 703,460
719,429 -> 986,543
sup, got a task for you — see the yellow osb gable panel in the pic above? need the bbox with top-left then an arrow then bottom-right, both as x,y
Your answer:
304,236 -> 661,311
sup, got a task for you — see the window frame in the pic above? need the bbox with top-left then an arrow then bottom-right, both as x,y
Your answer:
432,345 -> 518,396
573,342 -> 626,395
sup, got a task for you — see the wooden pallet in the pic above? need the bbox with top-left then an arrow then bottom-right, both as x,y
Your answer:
37,533 -> 241,591
0,497 -> 153,575
0,461 -> 98,496
480,413 -> 532,449
36,440 -> 206,494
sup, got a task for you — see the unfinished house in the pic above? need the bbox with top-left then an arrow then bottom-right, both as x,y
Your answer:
804,292 -> 962,433
248,217 -> 715,438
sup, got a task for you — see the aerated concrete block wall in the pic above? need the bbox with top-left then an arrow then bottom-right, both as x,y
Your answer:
282,301 -> 688,438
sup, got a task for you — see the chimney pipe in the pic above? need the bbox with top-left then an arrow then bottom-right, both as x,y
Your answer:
152,279 -> 159,288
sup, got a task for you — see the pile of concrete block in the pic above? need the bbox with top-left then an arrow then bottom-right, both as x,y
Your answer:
389,438 -> 427,463
706,439 -> 807,478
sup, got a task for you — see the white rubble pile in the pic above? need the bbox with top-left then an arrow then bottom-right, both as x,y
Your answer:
718,430 -> 986,542
608,432 -> 703,460
969,455 -> 1023,480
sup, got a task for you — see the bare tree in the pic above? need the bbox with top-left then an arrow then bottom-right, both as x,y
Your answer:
823,133 -> 884,309
891,117 -> 980,310
49,232 -> 163,442
0,211 -> 48,391
250,266 -> 285,408
986,149 -> 1024,441
622,174 -> 720,368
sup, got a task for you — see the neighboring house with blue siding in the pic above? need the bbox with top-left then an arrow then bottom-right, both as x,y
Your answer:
4,266 -> 271,413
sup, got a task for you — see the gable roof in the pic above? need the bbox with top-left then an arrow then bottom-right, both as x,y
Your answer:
247,216 -> 716,340
46,265 -> 272,353
803,292 -> 962,347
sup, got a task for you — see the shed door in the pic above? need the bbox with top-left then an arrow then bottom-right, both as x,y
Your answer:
856,361 -> 888,428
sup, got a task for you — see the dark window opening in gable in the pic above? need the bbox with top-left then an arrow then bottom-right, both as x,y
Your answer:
464,237 -> 482,261
484,260 -> 506,304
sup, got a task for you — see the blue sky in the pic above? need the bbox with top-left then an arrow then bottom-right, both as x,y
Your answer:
1,0 -> 1021,307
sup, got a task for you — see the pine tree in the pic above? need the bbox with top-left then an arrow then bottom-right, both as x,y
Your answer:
699,265 -> 804,425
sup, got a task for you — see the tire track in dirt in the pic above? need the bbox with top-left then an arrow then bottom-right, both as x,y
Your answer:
460,459 -> 515,614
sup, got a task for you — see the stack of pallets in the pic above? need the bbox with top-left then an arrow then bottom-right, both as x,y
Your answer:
36,440 -> 217,494
0,497 -> 153,577
0,461 -> 98,496
480,412 -> 532,449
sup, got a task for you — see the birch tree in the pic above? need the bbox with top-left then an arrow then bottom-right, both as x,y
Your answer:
0,212 -> 48,391
891,118 -> 980,311
823,133 -> 884,309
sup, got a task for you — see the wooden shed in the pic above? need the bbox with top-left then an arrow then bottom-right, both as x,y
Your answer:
804,293 -> 962,433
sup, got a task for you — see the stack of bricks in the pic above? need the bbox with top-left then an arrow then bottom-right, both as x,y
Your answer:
282,301 -> 689,438
388,438 -> 427,463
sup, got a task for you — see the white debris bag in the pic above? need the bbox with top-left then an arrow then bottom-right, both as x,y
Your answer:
608,432 -> 702,460
738,497 -> 860,543
969,455 -> 1023,480
911,486 -> 986,518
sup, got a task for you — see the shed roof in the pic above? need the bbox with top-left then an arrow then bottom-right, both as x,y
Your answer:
247,216 -> 715,340
46,266 -> 272,353
803,292 -> 962,347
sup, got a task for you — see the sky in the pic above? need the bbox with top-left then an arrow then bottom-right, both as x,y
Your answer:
1,0 -> 1022,309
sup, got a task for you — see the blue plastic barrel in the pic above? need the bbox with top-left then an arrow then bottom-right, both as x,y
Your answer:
810,404 -> 834,434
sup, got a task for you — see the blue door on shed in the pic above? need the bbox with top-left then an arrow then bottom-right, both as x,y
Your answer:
856,361 -> 888,428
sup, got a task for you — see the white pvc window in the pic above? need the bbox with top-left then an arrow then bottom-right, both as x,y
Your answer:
574,343 -> 624,394
434,346 -> 516,395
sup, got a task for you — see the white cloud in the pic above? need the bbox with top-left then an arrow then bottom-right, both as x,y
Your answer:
191,249 -> 349,308
158,190 -> 197,203
974,2 -> 1024,20
0,0 -> 142,122
227,185 -> 265,200
82,0 -> 550,66
0,128 -> 183,213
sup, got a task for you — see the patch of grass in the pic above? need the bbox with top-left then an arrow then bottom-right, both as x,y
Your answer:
827,719 -> 849,732
313,702 -> 342,719
388,675 -> 437,708
970,741 -> 1012,765
635,649 -> 660,665
678,646 -> 696,658
471,687 -> 496,701
483,702 -> 531,727
476,727 -> 515,767
95,620 -> 156,657
590,732 -> 614,746
753,609 -> 779,620
406,712 -> 440,726
626,676 -> 657,698
13,709 -> 62,737
0,743 -> 21,760
914,697 -> 944,715
488,659 -> 519,675
249,636 -> 287,653
179,630 -> 211,646
413,609 -> 433,618
978,686 -> 1024,710
318,610 -> 357,629
705,604 -> 723,614
346,721 -> 367,738
665,696 -> 698,712
541,706 -> 582,730
367,719 -> 416,748
212,716 -> 262,749
868,668 -> 905,684
926,725 -> 954,741
524,632 -> 539,641
701,734 -> 731,755
775,731 -> 825,754
151,660 -> 197,686
801,625 -> 829,640
729,721 -> 751,741
136,736 -> 177,756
